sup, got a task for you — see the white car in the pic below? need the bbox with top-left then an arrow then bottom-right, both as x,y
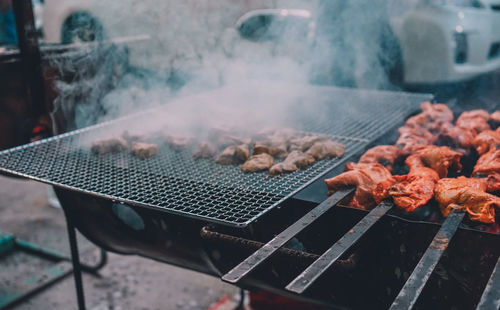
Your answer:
230,1 -> 500,85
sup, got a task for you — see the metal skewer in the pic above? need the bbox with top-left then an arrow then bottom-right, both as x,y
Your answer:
221,187 -> 355,284
389,210 -> 466,310
476,255 -> 500,310
286,200 -> 393,294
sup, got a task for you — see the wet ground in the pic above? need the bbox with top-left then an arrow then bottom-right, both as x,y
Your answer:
1,71 -> 500,310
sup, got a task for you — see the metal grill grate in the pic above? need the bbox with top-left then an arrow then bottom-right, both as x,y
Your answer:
0,85 -> 431,227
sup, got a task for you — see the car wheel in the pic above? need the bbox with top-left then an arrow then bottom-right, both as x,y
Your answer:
61,12 -> 103,44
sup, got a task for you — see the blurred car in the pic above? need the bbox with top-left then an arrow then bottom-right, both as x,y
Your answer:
228,1 -> 500,85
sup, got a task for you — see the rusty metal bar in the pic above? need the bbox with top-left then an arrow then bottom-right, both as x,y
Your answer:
221,187 -> 354,284
286,200 -> 393,294
389,210 -> 465,310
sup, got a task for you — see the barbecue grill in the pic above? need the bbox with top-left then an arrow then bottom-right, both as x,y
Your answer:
2,81 -> 499,309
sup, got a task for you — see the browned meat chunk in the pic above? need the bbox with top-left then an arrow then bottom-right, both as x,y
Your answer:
490,111 -> 500,123
165,135 -> 194,151
253,142 -> 288,158
306,140 -> 345,160
325,163 -> 395,210
456,110 -> 491,134
241,153 -> 274,173
358,145 -> 402,172
435,177 -> 499,223
268,151 -> 315,175
289,135 -> 329,152
215,144 -> 250,165
472,130 -> 500,156
405,145 -> 462,178
269,162 -> 299,176
130,142 -> 158,159
193,142 -> 216,159
122,131 -> 147,144
91,137 -> 128,155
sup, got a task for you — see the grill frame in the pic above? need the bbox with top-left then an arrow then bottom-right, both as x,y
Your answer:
0,85 -> 432,227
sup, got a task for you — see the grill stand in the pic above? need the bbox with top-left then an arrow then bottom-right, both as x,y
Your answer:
63,210 -> 109,310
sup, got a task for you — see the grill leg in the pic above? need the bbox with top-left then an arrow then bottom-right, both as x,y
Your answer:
65,215 -> 86,310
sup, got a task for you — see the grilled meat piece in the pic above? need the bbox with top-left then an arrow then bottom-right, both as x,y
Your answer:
405,145 -> 462,178
253,142 -> 288,158
289,135 -> 329,152
269,162 -> 299,176
490,111 -> 500,123
130,142 -> 158,159
122,130 -> 147,144
472,130 -> 500,156
358,145 -> 402,172
91,137 -> 128,155
215,144 -> 250,165
472,150 -> 500,191
193,142 -> 216,159
388,167 -> 439,212
268,151 -> 315,175
435,177 -> 499,223
473,149 -> 500,176
325,163 -> 395,210
438,122 -> 475,152
405,102 -> 454,134
241,153 -> 274,173
285,150 -> 316,169
165,135 -> 194,151
306,140 -> 345,160
456,110 -> 491,134
396,126 -> 436,154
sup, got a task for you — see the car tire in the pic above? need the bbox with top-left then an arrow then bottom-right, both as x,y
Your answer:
61,12 -> 104,44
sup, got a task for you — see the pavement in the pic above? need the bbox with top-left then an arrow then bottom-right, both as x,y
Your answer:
0,176 -> 239,310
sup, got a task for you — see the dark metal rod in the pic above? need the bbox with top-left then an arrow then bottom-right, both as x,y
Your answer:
221,187 -> 354,284
65,215 -> 86,310
389,210 -> 465,310
476,256 -> 500,310
11,0 -> 46,118
286,200 -> 393,294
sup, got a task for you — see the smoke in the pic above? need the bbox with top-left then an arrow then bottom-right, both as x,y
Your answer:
48,0 -> 403,134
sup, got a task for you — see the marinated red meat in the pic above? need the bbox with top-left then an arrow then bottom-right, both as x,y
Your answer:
472,130 -> 500,156
358,145 -> 402,172
405,145 -> 462,178
456,110 -> 491,134
438,122 -> 475,152
325,163 -> 395,210
435,177 -> 499,223
388,167 -> 439,212
396,126 -> 436,154
405,102 -> 453,134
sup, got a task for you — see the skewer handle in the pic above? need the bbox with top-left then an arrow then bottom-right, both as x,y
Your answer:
389,210 -> 465,310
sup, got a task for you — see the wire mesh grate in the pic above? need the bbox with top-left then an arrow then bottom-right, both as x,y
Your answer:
0,86 -> 431,227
